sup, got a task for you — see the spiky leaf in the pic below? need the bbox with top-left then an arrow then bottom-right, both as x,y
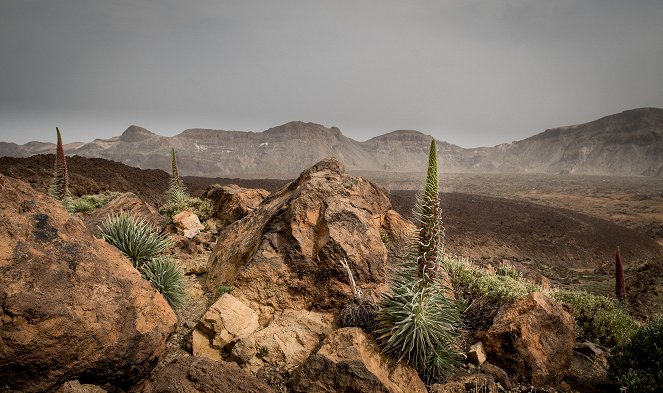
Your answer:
140,256 -> 187,311
98,213 -> 170,266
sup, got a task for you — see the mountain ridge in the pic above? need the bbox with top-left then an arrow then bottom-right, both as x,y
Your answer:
2,108 -> 662,178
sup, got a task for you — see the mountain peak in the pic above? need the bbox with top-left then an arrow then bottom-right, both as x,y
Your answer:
264,121 -> 342,138
367,130 -> 431,143
119,125 -> 158,142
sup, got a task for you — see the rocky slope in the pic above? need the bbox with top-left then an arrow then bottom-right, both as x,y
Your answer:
3,108 -> 662,177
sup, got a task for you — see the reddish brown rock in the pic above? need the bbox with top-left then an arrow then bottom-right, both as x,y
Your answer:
0,174 -> 177,392
290,327 -> 426,393
80,191 -> 166,234
483,292 -> 575,386
142,356 -> 274,393
54,380 -> 107,393
173,209 -> 204,238
202,158 -> 413,374
430,373 -> 498,393
203,184 -> 270,229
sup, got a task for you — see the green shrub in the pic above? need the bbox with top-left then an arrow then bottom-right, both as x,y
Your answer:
552,290 -> 637,347
98,213 -> 171,266
68,191 -> 121,213
496,265 -> 520,279
445,256 -> 538,304
609,315 -> 663,392
140,256 -> 187,311
160,196 -> 213,223
217,285 -> 234,296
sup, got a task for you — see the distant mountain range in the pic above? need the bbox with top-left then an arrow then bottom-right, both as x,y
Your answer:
2,108 -> 662,178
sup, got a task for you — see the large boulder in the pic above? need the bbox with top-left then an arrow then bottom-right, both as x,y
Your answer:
290,327 -> 426,393
199,158 -> 413,373
482,292 -> 575,386
0,174 -> 177,392
202,184 -> 270,229
142,356 -> 274,393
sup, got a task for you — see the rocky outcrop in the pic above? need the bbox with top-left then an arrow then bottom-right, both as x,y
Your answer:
173,209 -> 204,238
196,158 -> 412,374
203,184 -> 270,229
482,292 -> 575,386
0,174 -> 177,392
142,356 -> 274,393
290,327 -> 426,393
81,192 -> 166,234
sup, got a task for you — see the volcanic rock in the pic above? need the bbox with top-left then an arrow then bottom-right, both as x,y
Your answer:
289,327 -> 426,393
173,209 -> 205,238
202,184 -> 270,229
0,174 -> 177,392
54,381 -> 107,393
142,356 -> 274,393
482,292 -> 575,386
199,158 -> 412,373
429,373 -> 498,393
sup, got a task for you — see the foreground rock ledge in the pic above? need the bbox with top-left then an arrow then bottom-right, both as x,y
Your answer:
290,327 -> 426,393
0,174 -> 177,392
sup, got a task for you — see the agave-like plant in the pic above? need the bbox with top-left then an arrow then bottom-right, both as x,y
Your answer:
376,139 -> 459,383
49,127 -> 71,202
140,255 -> 187,311
168,148 -> 189,205
98,213 -> 171,266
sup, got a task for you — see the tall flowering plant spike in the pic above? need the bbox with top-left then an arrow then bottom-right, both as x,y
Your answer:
615,246 -> 626,302
168,148 -> 188,204
171,148 -> 180,181
50,127 -> 70,201
414,139 -> 443,284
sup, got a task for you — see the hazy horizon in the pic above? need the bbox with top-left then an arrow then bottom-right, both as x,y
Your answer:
2,1 -> 663,147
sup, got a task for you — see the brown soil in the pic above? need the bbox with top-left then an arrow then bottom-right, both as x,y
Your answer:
390,191 -> 663,270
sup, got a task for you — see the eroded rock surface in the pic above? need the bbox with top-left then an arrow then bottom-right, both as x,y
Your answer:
142,356 -> 274,393
290,327 -> 426,393
0,174 -> 176,392
198,158 -> 412,374
203,184 -> 270,229
482,292 -> 575,386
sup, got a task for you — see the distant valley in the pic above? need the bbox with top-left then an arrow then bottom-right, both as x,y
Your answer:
1,107 -> 662,178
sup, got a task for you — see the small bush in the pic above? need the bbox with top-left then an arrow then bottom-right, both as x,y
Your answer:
140,256 -> 187,311
552,290 -> 637,347
160,197 -> 213,223
445,256 -> 538,304
217,285 -> 234,296
68,191 -> 121,213
496,265 -> 520,279
609,315 -> 663,392
99,213 -> 171,266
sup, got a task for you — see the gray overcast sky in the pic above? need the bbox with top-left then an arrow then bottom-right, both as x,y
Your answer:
1,0 -> 663,147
